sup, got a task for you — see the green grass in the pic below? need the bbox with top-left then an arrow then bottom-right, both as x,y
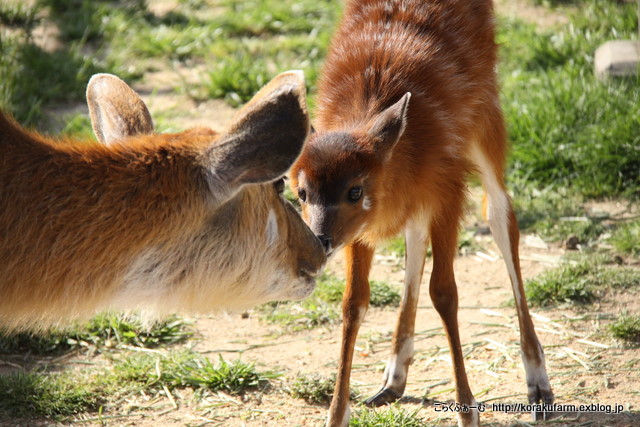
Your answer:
91,0 -> 337,106
369,280 -> 402,307
60,113 -> 96,140
381,236 -> 409,258
257,273 -> 341,331
350,405 -> 429,427
259,273 -> 401,331
110,350 -> 278,395
288,373 -> 335,404
525,263 -> 598,306
457,228 -> 483,255
198,0 -> 337,106
0,330 -> 71,355
0,371 -> 102,418
0,314 -> 193,355
288,373 -> 359,405
175,354 -> 278,394
608,219 -> 640,256
3,0 -> 639,201
0,1 -> 39,29
201,34 -> 328,107
0,1 -> 121,126
0,33 -> 104,126
101,6 -> 217,63
511,182 -> 609,243
530,0 -> 579,6
314,273 -> 401,308
380,228 -> 480,260
609,313 -> 640,344
1,0 -> 335,128
311,272 -> 348,303
259,298 -> 339,332
212,0 -> 337,37
499,1 -> 640,198
511,182 -> 640,248
525,259 -> 640,307
0,350 -> 276,419
74,313 -> 194,349
41,0 -> 147,42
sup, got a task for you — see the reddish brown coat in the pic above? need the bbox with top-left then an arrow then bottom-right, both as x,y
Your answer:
291,1 -> 552,426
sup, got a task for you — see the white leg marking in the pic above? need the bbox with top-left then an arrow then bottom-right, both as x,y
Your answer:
470,145 -> 551,402
383,216 -> 429,390
327,404 -> 350,427
469,146 -> 521,307
404,217 -> 430,283
356,304 -> 368,326
265,209 -> 279,246
383,337 -> 414,389
522,349 -> 552,399
457,399 -> 480,427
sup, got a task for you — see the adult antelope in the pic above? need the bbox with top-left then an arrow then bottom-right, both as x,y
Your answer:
0,71 -> 326,331
290,1 -> 553,425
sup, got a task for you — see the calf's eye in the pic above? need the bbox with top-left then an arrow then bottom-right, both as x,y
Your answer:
348,186 -> 363,202
298,188 -> 307,202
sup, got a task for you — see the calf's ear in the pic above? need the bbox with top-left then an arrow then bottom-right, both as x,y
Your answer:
87,73 -> 155,144
366,92 -> 410,160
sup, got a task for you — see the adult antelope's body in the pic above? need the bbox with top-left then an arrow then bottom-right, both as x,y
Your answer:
0,72 -> 325,331
290,1 -> 553,425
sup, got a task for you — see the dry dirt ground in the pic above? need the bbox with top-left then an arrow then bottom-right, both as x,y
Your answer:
3,1 -> 639,426
2,226 -> 639,427
10,233 -> 638,427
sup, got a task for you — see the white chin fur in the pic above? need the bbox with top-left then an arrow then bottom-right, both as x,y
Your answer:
282,275 -> 316,301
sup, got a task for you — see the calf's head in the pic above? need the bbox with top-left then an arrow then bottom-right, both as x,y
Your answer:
290,93 -> 410,256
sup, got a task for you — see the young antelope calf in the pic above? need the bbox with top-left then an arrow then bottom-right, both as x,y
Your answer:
290,1 -> 553,425
0,71 -> 325,331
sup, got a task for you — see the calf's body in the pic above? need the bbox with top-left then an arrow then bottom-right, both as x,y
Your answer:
290,1 -> 553,425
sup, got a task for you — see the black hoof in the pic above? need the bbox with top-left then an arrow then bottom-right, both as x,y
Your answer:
364,388 -> 402,407
533,408 -> 554,421
530,386 -> 555,421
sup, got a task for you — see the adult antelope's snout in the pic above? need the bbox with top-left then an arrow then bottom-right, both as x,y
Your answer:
284,203 -> 327,300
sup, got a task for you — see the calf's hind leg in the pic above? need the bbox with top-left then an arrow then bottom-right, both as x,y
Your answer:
471,135 -> 554,419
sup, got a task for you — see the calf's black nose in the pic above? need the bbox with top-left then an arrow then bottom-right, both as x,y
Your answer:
317,234 -> 332,254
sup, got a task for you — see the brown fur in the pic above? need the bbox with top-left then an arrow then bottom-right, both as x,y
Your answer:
0,72 -> 325,331
294,0 -> 498,247
291,1 -> 552,425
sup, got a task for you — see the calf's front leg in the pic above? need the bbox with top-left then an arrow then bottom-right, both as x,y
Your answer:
326,241 -> 374,427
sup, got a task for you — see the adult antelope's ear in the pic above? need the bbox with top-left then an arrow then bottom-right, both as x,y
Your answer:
204,70 -> 310,187
86,73 -> 154,144
366,92 -> 411,160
